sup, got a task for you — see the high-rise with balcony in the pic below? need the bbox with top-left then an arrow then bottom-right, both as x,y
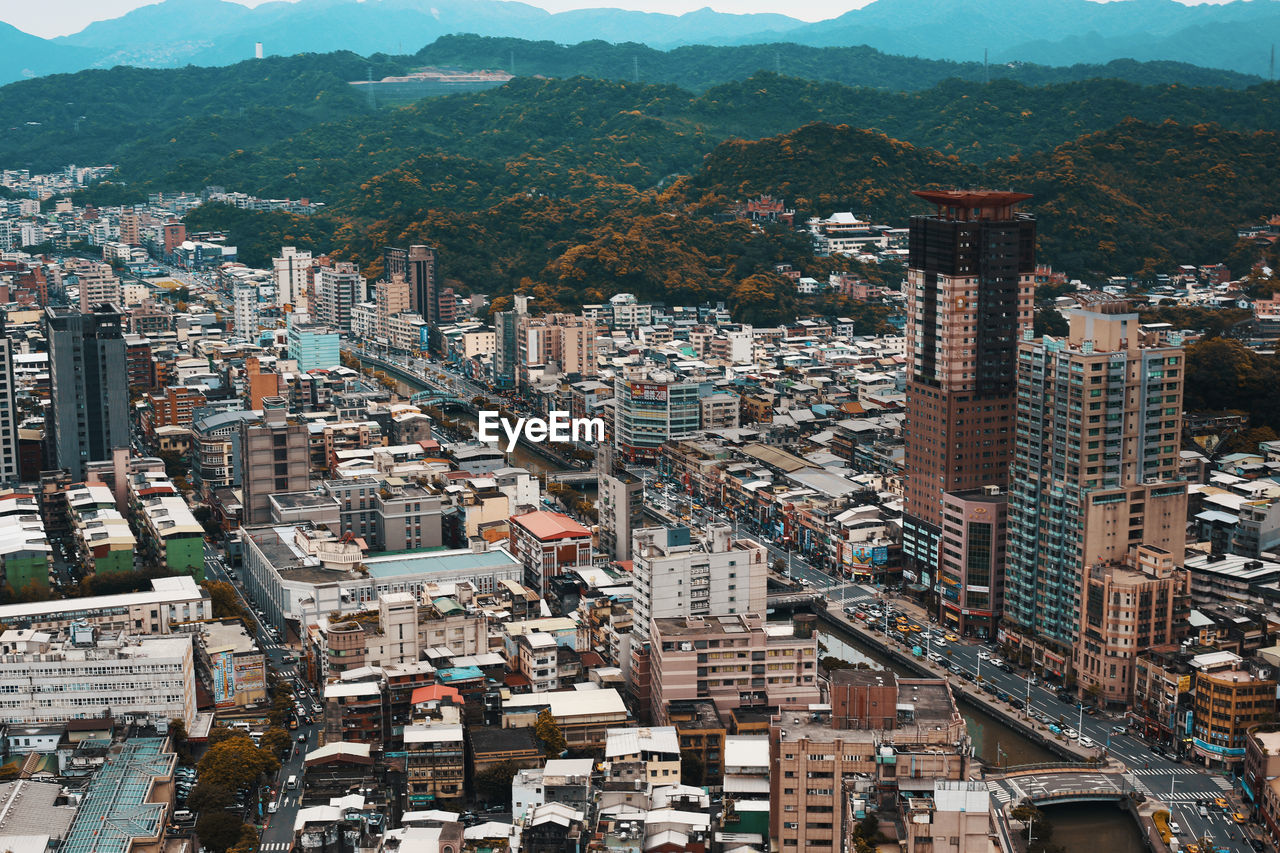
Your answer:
46,305 -> 129,481
1003,301 -> 1188,679
273,246 -> 314,311
0,313 -> 18,486
239,397 -> 310,525
901,191 -> 1036,586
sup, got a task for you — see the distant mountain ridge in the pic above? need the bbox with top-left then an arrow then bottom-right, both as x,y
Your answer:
4,0 -> 1280,85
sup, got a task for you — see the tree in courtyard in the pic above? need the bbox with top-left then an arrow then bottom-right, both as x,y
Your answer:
534,709 -> 567,756
474,760 -> 521,804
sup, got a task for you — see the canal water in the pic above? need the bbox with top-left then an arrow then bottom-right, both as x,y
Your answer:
815,628 -> 1145,853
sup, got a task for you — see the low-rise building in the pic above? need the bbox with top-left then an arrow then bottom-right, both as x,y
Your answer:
508,510 -> 593,596
0,575 -> 211,635
1191,651 -> 1277,769
502,688 -> 631,751
649,612 -> 820,725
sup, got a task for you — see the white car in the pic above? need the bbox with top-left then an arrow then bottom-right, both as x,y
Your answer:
1063,727 -> 1079,739
990,657 -> 1006,668
1078,735 -> 1096,748
1169,821 -> 1183,836
977,650 -> 991,661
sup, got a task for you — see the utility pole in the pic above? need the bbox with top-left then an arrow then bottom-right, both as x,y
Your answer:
1026,673 -> 1032,718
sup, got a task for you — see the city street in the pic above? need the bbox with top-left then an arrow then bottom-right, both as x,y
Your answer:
628,475 -> 1258,853
202,542 -> 324,848
828,598 -> 1256,853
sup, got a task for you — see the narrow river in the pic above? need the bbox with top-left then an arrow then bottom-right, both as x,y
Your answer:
815,627 -> 1145,853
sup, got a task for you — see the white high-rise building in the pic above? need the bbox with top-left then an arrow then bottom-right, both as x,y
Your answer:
73,261 -> 122,313
0,313 -> 18,485
272,246 -> 314,311
630,524 -> 767,640
233,282 -> 259,342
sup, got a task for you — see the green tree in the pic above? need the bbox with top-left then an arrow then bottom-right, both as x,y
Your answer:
475,760 -> 521,804
261,727 -> 291,757
534,709 -> 567,756
196,812 -> 246,853
197,732 -> 280,793
202,581 -> 252,626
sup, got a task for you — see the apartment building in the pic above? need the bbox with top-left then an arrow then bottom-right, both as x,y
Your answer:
127,473 -> 204,578
66,482 -> 135,575
314,262 -> 364,332
1075,544 -> 1189,707
1191,651 -> 1276,769
239,396 -> 310,524
0,629 -> 196,726
770,673 -> 968,853
629,524 -> 767,718
405,721 -> 466,806
0,575 -> 210,635
901,190 -> 1035,580
46,305 -> 129,481
273,246 -> 314,310
937,486 -> 1006,639
648,613 -> 820,725
613,368 -> 702,463
1004,303 -> 1187,677
0,314 -> 18,486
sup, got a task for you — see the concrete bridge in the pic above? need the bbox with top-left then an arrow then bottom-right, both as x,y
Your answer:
546,471 -> 599,485
987,765 -> 1136,808
766,591 -> 825,610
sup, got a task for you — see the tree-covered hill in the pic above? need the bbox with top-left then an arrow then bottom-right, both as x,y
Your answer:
415,34 -> 1262,92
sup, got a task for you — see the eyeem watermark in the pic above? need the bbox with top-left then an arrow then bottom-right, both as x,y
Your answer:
477,411 -> 605,452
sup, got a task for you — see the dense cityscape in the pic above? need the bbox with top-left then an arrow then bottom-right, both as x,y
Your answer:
5,3 -> 1280,853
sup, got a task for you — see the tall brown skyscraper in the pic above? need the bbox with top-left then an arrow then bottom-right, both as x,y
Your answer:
901,190 -> 1037,586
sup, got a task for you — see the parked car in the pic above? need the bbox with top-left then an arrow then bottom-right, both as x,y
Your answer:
1063,727 -> 1079,739
1079,735 -> 1096,748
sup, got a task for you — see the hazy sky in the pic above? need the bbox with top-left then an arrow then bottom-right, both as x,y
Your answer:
8,0 -> 1239,38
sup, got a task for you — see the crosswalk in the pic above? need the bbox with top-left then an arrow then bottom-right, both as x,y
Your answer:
988,783 -> 1015,805
260,843 -> 291,851
1129,767 -> 1215,777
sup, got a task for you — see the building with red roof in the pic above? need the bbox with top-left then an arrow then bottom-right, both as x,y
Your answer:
509,510 -> 593,595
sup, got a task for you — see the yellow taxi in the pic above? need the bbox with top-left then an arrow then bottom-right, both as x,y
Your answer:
1214,797 -> 1229,810
1233,812 -> 1248,824
945,633 -> 960,643
909,624 -> 923,632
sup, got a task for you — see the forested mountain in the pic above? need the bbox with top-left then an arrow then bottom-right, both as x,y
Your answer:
8,0 -> 1280,81
414,35 -> 1260,92
20,63 -> 1280,185
170,113 -> 1280,321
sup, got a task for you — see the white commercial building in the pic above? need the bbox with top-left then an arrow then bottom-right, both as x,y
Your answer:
272,246 -> 314,310
0,575 -> 211,635
0,629 -> 197,726
239,521 -> 523,634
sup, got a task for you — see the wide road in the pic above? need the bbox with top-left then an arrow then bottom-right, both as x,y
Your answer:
830,593 -> 1255,853
204,542 -> 325,851
627,475 -> 1260,853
